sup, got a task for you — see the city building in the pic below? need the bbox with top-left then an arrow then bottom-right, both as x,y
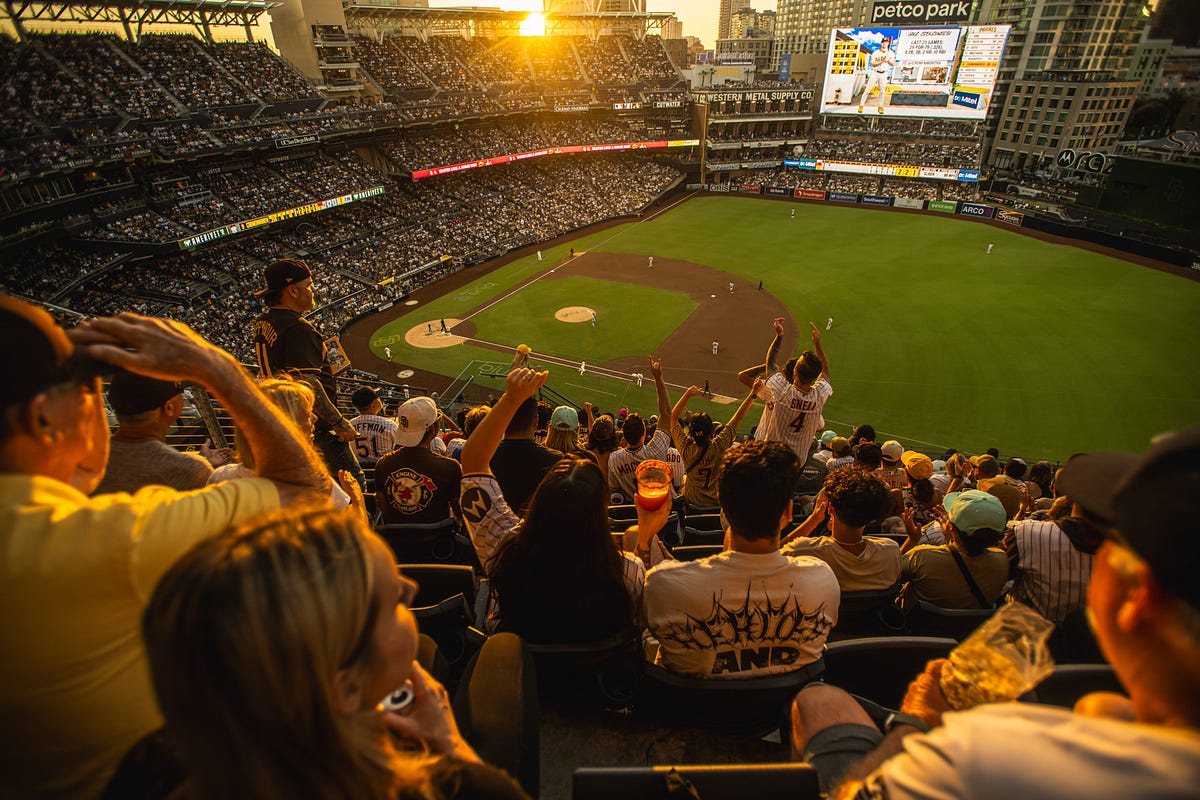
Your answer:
717,0 -> 752,42
975,0 -> 1149,173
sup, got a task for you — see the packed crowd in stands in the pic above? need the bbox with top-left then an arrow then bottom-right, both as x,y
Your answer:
7,282 -> 1193,799
4,151 -> 680,362
745,167 -> 978,201
800,136 -> 981,168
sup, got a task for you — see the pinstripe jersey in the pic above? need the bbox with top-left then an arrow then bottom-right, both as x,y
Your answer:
754,373 -> 833,459
1008,518 -> 1094,623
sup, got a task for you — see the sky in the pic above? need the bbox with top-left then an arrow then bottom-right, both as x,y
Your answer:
422,1 -> 777,50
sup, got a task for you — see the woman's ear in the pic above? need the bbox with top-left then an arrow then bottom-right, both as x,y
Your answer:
332,665 -> 366,716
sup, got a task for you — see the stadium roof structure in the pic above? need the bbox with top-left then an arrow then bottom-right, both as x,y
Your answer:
341,2 -> 674,40
1,0 -> 274,39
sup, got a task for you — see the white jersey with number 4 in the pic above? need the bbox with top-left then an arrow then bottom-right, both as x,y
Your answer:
754,373 -> 833,458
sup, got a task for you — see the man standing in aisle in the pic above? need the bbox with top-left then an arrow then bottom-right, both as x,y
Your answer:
253,258 -> 365,487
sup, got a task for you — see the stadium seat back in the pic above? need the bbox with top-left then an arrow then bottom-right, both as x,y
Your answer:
823,636 -> 956,709
636,658 -> 826,740
573,764 -> 822,800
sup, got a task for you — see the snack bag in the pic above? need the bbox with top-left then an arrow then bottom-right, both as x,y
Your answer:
939,602 -> 1055,710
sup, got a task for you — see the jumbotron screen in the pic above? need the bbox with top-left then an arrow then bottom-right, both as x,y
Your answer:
820,24 -> 1010,120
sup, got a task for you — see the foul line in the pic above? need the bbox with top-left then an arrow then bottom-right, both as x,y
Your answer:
454,189 -> 701,327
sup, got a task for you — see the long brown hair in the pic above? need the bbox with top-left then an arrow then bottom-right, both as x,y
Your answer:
142,508 -> 434,799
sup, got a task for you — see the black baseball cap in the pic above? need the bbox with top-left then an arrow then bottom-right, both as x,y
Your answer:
351,386 -> 380,411
254,258 -> 312,298
0,295 -> 112,408
1057,427 -> 1200,611
107,371 -> 183,416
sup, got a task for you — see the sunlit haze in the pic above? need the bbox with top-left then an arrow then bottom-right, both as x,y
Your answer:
422,1 -> 776,50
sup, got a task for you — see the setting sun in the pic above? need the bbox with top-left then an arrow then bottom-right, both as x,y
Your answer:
519,11 -> 546,36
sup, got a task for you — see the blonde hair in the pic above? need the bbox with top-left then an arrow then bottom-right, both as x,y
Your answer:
236,375 -> 316,469
142,508 -> 434,800
544,426 -> 582,454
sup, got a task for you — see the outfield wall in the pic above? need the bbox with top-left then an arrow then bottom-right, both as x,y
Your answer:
694,182 -> 1197,270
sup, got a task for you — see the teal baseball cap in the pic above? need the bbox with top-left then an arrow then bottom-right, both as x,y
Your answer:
943,490 -> 1006,534
820,429 -> 838,447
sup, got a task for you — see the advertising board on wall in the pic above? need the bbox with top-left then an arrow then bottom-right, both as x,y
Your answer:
820,24 -> 1010,120
927,199 -> 958,213
958,201 -> 995,218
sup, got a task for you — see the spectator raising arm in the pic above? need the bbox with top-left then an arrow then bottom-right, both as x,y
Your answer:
71,313 -> 330,506
461,368 -> 549,476
649,354 -> 672,426
809,321 -> 831,381
737,317 -> 787,389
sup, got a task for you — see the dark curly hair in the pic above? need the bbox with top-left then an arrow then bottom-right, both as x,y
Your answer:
823,468 -> 892,528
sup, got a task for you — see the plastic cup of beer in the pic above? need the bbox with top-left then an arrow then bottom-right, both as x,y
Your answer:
635,460 -> 672,511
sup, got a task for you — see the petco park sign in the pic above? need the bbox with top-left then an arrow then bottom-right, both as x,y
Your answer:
871,0 -> 971,24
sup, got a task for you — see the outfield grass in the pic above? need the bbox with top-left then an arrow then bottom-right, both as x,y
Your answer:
372,195 -> 1200,460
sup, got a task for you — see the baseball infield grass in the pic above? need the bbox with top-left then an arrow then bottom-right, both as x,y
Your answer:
372,194 -> 1200,461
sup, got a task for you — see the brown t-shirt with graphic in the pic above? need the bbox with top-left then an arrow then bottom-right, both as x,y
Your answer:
375,446 -> 462,525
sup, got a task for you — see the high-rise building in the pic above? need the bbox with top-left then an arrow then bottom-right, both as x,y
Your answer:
662,15 -> 684,41
975,0 -> 1148,172
772,0 -> 870,61
717,0 -> 752,42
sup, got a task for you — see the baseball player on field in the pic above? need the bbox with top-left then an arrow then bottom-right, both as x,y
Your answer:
753,317 -> 834,459
859,37 -> 896,114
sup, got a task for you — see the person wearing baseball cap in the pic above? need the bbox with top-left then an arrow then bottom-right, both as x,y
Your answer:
93,371 -> 214,495
899,489 -> 1010,610
0,295 -> 329,798
347,385 -> 397,466
791,428 -> 1200,798
875,439 -> 908,489
374,396 -> 461,526
252,258 -> 365,488
890,450 -> 942,531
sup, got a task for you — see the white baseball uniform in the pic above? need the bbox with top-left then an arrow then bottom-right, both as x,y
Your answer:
826,317 -> 833,330
648,256 -> 654,268
712,341 -> 719,355
754,373 -> 834,459
987,243 -> 994,254
861,46 -> 895,107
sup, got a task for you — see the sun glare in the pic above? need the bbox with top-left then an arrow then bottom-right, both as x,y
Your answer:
520,12 -> 546,37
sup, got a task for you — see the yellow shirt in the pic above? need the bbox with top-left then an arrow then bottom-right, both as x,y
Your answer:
0,473 -> 279,799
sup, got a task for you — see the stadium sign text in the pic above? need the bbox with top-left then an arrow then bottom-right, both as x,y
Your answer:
795,189 -> 826,200
829,192 -> 859,203
860,195 -> 893,206
275,133 -> 319,149
997,210 -> 1024,226
871,0 -> 971,24
701,90 -> 815,103
927,200 -> 958,213
958,202 -> 995,218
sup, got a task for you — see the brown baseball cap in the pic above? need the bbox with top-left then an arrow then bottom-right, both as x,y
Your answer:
0,295 -> 112,408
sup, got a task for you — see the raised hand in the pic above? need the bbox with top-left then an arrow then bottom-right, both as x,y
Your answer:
648,355 -> 663,377
505,367 -> 548,401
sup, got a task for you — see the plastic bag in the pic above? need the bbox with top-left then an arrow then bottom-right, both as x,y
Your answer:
939,602 -> 1056,710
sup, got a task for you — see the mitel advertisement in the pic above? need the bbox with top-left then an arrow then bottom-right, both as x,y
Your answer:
820,24 -> 1010,120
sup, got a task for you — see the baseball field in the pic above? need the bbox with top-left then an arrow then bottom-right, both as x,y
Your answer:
349,193 -> 1200,462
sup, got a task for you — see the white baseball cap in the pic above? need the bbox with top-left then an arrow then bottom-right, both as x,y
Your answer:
395,396 -> 438,447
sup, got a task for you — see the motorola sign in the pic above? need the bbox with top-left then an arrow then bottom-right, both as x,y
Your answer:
871,0 -> 971,24
1057,149 -> 1108,173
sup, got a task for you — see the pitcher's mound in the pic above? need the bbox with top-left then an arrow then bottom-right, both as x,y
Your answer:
405,319 -> 468,349
556,306 -> 594,323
